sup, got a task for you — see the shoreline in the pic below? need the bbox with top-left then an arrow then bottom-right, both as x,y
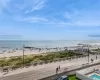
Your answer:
0,43 -> 100,58
0,47 -> 65,58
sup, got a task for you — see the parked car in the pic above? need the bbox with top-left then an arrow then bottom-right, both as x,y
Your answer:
56,75 -> 68,80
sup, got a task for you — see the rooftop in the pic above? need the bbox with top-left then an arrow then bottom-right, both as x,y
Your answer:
76,65 -> 100,80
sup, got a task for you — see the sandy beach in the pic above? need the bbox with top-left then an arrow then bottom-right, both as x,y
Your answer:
0,44 -> 99,58
0,48 -> 62,58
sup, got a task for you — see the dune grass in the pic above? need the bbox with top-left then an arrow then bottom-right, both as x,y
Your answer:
0,51 -> 83,69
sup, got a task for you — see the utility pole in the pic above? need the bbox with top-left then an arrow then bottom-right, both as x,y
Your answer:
23,44 -> 25,68
88,47 -> 89,63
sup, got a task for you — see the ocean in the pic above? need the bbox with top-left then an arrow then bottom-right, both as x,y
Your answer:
0,40 -> 100,49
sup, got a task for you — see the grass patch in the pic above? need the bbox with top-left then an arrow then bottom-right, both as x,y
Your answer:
68,74 -> 76,80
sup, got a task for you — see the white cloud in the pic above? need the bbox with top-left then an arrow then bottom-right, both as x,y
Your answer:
63,10 -> 100,27
0,0 -> 10,7
0,0 -> 10,14
31,0 -> 46,12
14,9 -> 100,26
71,20 -> 100,26
1,0 -> 100,27
0,0 -> 46,14
15,16 -> 48,23
24,0 -> 46,14
14,4 -> 26,10
64,10 -> 79,19
0,0 -> 47,22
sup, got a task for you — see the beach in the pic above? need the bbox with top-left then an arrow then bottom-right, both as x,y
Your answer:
0,49 -> 55,58
0,43 -> 100,58
0,40 -> 79,58
0,40 -> 100,80
0,40 -> 100,58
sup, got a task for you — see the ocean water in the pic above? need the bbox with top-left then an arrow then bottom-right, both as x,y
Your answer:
0,40 -> 100,49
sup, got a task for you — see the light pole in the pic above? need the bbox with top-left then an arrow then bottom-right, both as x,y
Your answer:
23,44 -> 25,68
88,46 -> 90,63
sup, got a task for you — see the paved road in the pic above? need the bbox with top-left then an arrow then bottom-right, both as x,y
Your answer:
0,54 -> 100,80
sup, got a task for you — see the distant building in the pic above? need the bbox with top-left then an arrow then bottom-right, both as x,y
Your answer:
76,47 -> 89,52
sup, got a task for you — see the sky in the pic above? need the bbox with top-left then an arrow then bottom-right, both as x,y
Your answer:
0,0 -> 100,40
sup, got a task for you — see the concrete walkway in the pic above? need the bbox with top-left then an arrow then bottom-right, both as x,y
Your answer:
0,54 -> 100,80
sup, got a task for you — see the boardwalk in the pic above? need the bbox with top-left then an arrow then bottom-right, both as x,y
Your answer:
0,54 -> 100,80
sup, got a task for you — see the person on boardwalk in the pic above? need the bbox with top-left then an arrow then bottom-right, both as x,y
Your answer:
58,65 -> 60,70
91,58 -> 93,63
56,67 -> 59,74
96,56 -> 97,60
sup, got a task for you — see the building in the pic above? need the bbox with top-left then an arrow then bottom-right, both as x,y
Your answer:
76,65 -> 100,80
